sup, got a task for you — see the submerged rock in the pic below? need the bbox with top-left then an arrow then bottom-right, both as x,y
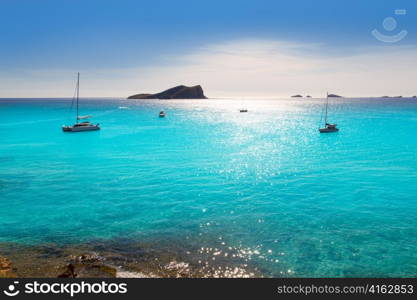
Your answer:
73,252 -> 104,264
128,85 -> 207,99
58,263 -> 77,278
58,263 -> 117,278
58,253 -> 116,278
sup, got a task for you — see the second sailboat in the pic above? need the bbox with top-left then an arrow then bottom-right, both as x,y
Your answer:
319,93 -> 339,133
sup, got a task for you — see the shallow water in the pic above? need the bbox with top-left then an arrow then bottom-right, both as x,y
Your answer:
1,97 -> 417,277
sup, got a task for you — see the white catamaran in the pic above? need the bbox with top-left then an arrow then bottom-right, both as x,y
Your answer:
62,73 -> 100,132
319,92 -> 339,133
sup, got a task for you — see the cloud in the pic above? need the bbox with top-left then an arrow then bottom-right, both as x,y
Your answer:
134,39 -> 417,98
1,39 -> 417,97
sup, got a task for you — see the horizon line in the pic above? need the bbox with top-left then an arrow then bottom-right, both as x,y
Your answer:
1,96 -> 417,100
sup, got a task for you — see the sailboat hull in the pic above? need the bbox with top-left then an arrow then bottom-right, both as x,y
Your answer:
319,127 -> 339,133
62,124 -> 100,132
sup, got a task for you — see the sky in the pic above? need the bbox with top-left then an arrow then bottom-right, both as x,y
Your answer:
0,0 -> 416,98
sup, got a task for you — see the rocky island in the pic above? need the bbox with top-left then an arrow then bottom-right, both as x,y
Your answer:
328,94 -> 342,98
128,85 -> 207,99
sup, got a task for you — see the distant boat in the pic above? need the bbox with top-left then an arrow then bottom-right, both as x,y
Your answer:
62,73 -> 100,132
239,109 -> 248,113
319,93 -> 339,133
159,111 -> 166,118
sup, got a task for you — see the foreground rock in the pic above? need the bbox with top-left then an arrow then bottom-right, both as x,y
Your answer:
128,85 -> 207,99
0,256 -> 16,277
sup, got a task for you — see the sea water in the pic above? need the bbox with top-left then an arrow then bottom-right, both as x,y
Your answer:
1,97 -> 417,277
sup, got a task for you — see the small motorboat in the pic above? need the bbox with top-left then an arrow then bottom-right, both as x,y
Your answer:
239,109 -> 248,113
319,93 -> 339,133
159,111 -> 166,118
63,73 -> 101,132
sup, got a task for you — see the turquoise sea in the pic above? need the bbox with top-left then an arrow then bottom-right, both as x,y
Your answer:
1,97 -> 417,277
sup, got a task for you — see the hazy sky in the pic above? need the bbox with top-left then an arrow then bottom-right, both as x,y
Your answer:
0,0 -> 416,97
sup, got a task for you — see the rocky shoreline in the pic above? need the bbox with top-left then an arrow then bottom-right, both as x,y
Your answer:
0,239 -> 261,278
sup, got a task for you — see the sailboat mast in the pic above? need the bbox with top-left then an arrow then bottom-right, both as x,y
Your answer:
324,92 -> 329,125
76,72 -> 80,123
